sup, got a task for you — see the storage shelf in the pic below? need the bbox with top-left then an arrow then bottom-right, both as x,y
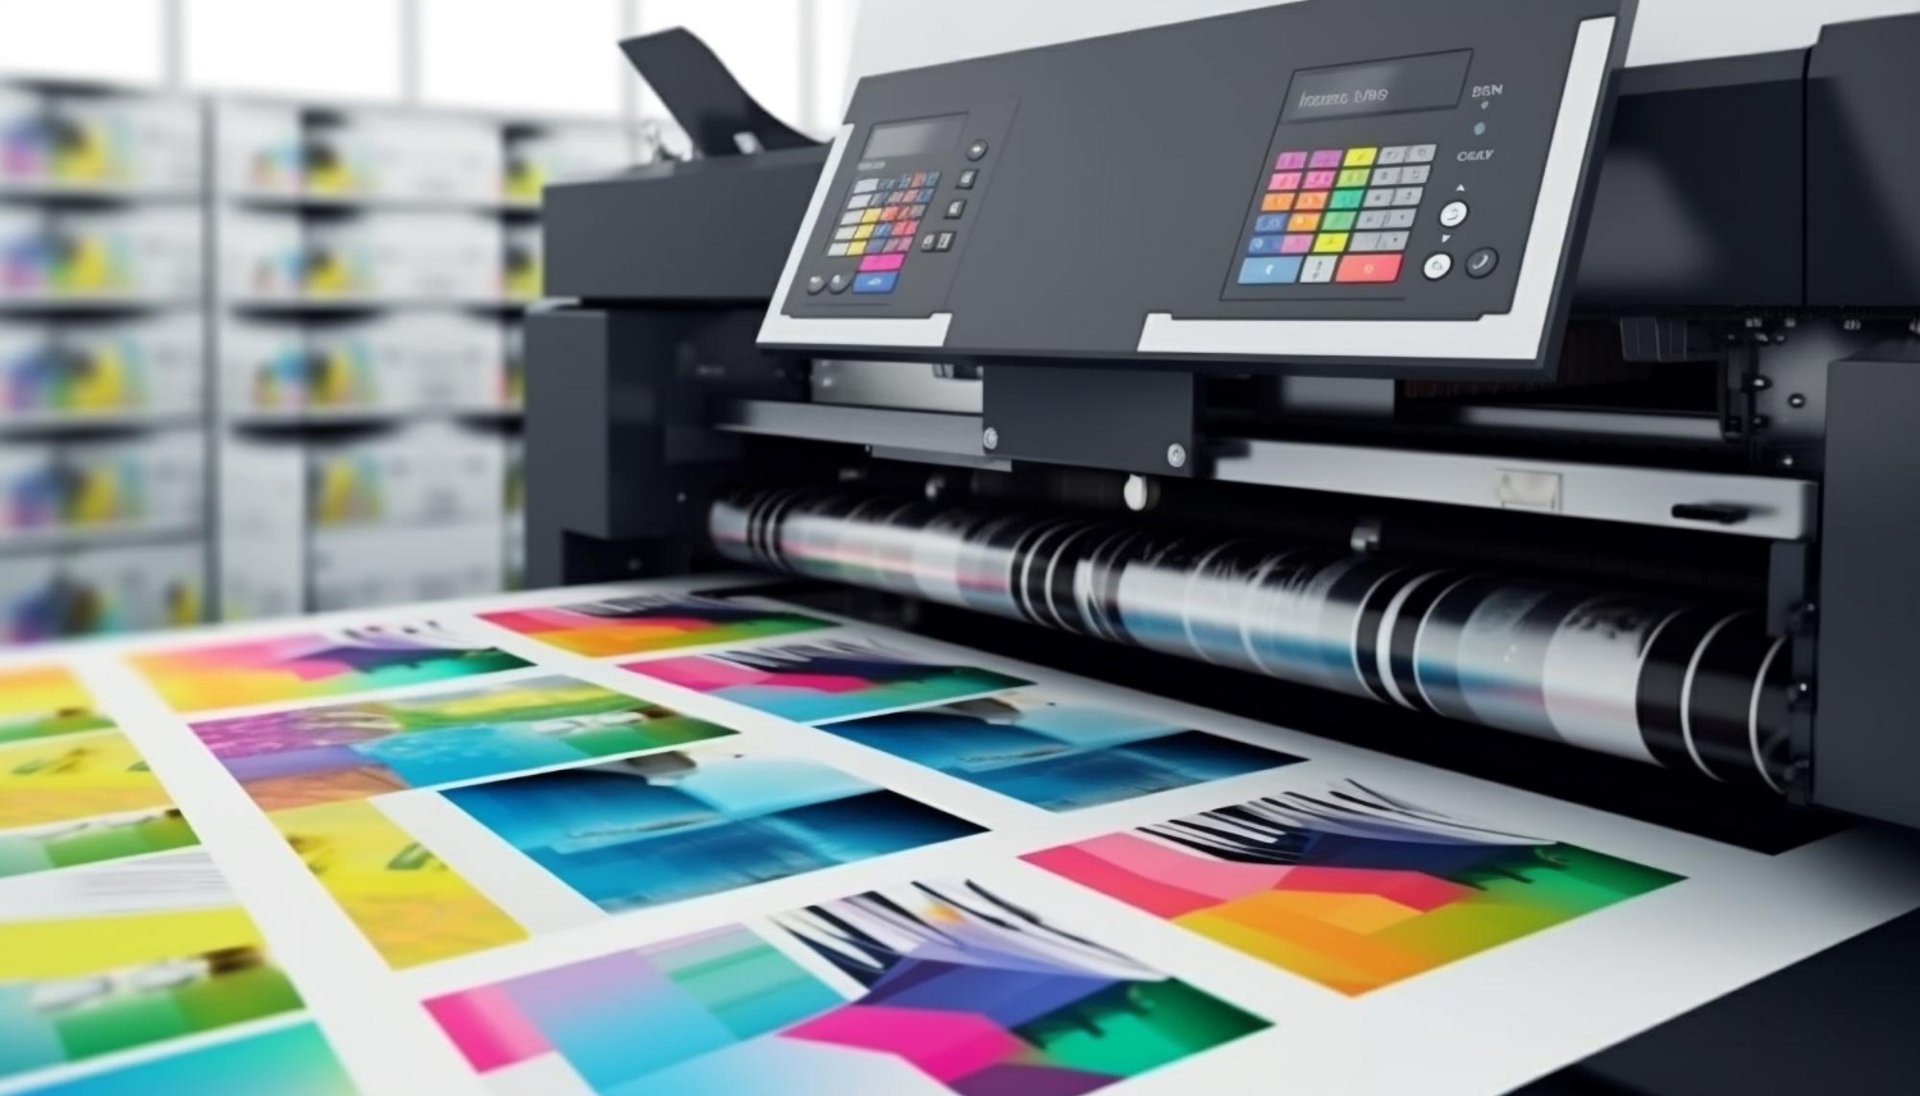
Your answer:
230,406 -> 523,429
229,191 -> 541,216
227,296 -> 537,314
0,296 -> 199,313
0,523 -> 203,556
0,181 -> 201,204
0,410 -> 201,435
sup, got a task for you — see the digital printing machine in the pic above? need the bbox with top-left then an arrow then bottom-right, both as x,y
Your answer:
532,3 -> 1920,1089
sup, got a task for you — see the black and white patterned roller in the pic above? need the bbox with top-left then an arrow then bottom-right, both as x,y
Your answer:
711,488 -> 1792,791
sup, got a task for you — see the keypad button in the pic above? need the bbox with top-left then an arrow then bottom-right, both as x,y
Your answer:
880,206 -> 901,221
1337,168 -> 1371,188
833,226 -> 857,241
1363,189 -> 1396,209
1407,145 -> 1438,163
1248,235 -> 1287,257
860,253 -> 906,273
956,169 -> 978,189
873,224 -> 891,238
934,232 -> 955,251
1310,149 -> 1344,168
1336,253 -> 1403,283
1304,170 -> 1337,189
1270,171 -> 1303,191
1344,147 -> 1378,167
891,238 -> 913,253
839,211 -> 862,226
829,273 -> 852,293
1300,255 -> 1339,283
847,241 -> 868,255
1254,214 -> 1290,233
1378,146 -> 1410,165
898,219 -> 919,236
921,233 -> 939,252
1401,164 -> 1432,184
1295,191 -> 1329,211
917,188 -> 937,203
1423,252 -> 1453,280
853,179 -> 879,193
1238,256 -> 1304,284
1349,232 -> 1382,252
1287,212 -> 1322,232
827,243 -> 850,257
853,272 -> 899,294
925,171 -> 941,186
1384,209 -> 1418,229
861,209 -> 881,224
1280,234 -> 1314,255
1392,187 -> 1425,206
1322,211 -> 1357,231
945,199 -> 967,219
1356,211 -> 1389,230
878,177 -> 899,191
1329,189 -> 1364,210
966,139 -> 989,161
807,274 -> 828,294
846,193 -> 873,209
1379,231 -> 1410,252
1371,166 -> 1402,187
1313,232 -> 1350,254
853,224 -> 874,240
908,172 -> 927,188
1261,192 -> 1297,213
1275,151 -> 1309,170
1439,200 -> 1470,228
1465,247 -> 1499,278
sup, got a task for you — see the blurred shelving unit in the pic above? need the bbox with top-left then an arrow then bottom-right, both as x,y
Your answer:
0,77 -> 211,644
209,98 -> 648,620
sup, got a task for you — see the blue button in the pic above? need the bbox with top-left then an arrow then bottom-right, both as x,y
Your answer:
853,272 -> 899,294
925,171 -> 941,186
1247,235 -> 1286,256
1254,214 -> 1290,233
1237,256 -> 1303,285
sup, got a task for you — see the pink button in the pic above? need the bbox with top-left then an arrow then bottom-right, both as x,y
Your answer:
1275,151 -> 1309,170
1268,172 -> 1302,191
860,252 -> 906,271
1280,234 -> 1314,255
1310,149 -> 1345,168
1304,170 -> 1337,189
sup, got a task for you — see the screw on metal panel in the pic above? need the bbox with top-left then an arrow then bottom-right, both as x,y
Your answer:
982,427 -> 999,451
1778,453 -> 1796,469
1749,375 -> 1772,391
1165,443 -> 1188,469
1787,393 -> 1807,409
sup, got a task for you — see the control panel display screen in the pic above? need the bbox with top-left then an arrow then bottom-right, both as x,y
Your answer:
1281,50 -> 1472,123
862,114 -> 966,160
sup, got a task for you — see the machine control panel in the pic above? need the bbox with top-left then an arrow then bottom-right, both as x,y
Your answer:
764,0 -> 1635,376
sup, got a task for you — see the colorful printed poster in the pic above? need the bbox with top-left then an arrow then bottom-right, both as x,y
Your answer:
625,639 -> 1030,724
427,876 -> 1266,1094
0,666 -> 112,745
190,675 -> 735,812
0,850 -> 304,1083
26,1022 -> 355,1096
1025,780 -> 1684,996
0,805 -> 197,881
0,729 -> 176,831
441,748 -> 984,913
129,621 -> 532,714
271,800 -> 527,969
821,690 -> 1304,811
481,594 -> 834,658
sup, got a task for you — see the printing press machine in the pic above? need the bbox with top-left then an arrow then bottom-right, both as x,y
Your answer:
531,3 -> 1920,1090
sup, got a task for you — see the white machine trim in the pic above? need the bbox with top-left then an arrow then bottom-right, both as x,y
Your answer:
759,124 -> 954,350
1136,15 -> 1616,364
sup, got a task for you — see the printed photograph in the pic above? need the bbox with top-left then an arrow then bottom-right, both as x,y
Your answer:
0,666 -> 113,745
481,593 -> 835,658
129,621 -> 532,714
25,1022 -> 355,1096
821,690 -> 1304,811
0,729 -> 176,832
0,805 -> 197,880
441,748 -> 984,913
625,638 -> 1030,724
1026,780 -> 1685,995
0,850 -> 304,1083
191,674 -> 736,811
428,876 -> 1267,1094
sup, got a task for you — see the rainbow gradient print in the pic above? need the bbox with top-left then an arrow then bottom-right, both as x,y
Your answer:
482,594 -> 834,658
1027,780 -> 1683,995
428,878 -> 1266,1093
626,638 -> 1030,724
130,621 -> 531,714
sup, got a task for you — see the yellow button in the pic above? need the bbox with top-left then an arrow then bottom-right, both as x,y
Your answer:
1313,232 -> 1350,253
1344,147 -> 1378,167
860,208 -> 881,223
847,240 -> 868,255
1287,212 -> 1321,232
1260,193 -> 1295,213
852,224 -> 874,240
1337,168 -> 1371,188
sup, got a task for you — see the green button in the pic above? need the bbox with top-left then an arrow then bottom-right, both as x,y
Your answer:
1322,210 -> 1357,231
1329,189 -> 1364,210
1337,168 -> 1371,188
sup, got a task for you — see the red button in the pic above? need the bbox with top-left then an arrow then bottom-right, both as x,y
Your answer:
1335,253 -> 1402,283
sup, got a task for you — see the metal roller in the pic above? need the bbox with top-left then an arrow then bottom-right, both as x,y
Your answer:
710,487 -> 1791,790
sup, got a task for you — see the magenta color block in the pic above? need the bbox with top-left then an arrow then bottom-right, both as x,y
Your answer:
783,1003 -> 1023,1083
425,985 -> 553,1072
1274,151 -> 1309,170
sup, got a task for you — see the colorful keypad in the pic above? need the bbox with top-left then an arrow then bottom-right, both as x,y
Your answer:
1237,144 -> 1435,286
824,172 -> 946,291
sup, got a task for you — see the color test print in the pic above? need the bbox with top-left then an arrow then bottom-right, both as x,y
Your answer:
481,593 -> 835,658
626,638 -> 1031,723
129,620 -> 532,714
272,799 -> 526,969
1026,780 -> 1685,996
191,674 -> 736,812
0,666 -> 113,744
0,805 -> 196,881
441,748 -> 984,913
822,690 -> 1305,811
428,878 -> 1266,1094
0,850 -> 303,1082
0,728 -> 177,832
26,1022 -> 355,1096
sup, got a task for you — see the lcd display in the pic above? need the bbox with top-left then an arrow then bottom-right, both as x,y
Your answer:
1282,49 -> 1473,122
861,113 -> 966,159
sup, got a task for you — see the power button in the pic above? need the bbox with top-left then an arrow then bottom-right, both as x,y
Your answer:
965,139 -> 990,161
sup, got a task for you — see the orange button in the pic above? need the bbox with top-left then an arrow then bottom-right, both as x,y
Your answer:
1295,191 -> 1329,211
1286,211 -> 1321,232
1336,253 -> 1403,283
1260,192 -> 1296,213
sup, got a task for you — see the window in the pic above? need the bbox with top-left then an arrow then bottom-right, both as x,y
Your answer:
629,0 -> 805,130
183,0 -> 402,100
0,0 -> 166,85
421,0 -> 624,117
